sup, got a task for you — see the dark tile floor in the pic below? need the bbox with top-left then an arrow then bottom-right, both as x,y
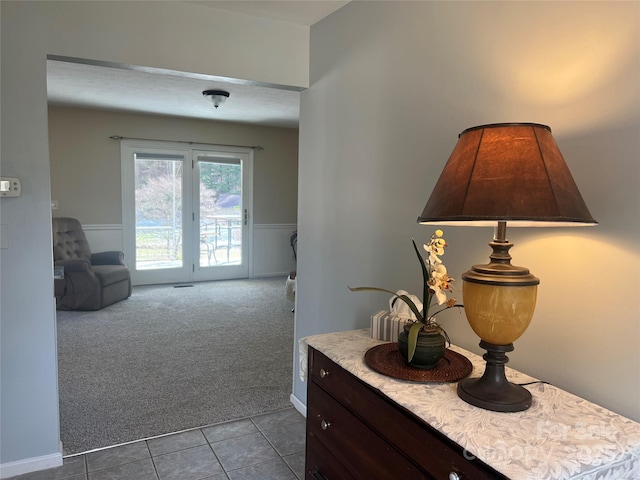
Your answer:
9,408 -> 306,480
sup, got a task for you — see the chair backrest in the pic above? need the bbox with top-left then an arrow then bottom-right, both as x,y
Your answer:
52,217 -> 92,261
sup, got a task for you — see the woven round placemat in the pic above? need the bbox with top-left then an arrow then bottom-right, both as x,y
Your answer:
364,343 -> 472,383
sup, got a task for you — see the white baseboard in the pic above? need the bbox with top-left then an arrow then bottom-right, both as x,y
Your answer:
0,452 -> 62,479
290,392 -> 307,418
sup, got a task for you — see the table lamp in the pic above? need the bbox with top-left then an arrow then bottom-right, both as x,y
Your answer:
418,123 -> 596,412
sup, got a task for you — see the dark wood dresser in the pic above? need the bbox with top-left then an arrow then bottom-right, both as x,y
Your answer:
305,346 -> 505,480
301,330 -> 640,480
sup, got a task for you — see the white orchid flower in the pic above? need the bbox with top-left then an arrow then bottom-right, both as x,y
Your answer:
424,240 -> 443,264
430,264 -> 451,305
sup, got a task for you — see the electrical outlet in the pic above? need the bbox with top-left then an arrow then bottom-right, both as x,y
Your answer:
51,200 -> 59,209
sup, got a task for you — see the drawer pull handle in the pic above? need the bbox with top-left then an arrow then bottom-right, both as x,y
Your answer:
449,472 -> 461,480
320,419 -> 331,430
310,469 -> 328,480
320,368 -> 329,378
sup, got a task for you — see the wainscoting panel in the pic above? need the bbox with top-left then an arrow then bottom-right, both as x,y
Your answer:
82,224 -> 124,253
252,224 -> 297,277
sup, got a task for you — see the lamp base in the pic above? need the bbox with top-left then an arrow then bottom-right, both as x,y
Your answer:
457,341 -> 531,412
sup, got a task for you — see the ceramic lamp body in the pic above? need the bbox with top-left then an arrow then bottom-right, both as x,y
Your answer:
456,241 -> 540,412
462,281 -> 537,345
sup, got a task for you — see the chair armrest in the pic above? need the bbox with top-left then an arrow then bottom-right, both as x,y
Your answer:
55,258 -> 92,273
91,251 -> 125,266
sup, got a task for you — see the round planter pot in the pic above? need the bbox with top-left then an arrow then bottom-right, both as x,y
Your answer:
397,324 -> 446,370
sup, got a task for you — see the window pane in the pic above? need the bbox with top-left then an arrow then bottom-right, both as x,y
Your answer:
134,157 -> 183,270
199,160 -> 242,266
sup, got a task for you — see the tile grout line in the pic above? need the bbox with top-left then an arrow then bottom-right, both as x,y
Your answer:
203,421 -> 302,478
13,410 -> 305,480
203,431 -> 227,478
63,406 -> 299,459
147,440 -> 161,480
248,418 -> 303,479
260,435 -> 300,479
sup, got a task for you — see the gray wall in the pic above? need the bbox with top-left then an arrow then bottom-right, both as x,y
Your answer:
294,1 -> 640,422
48,106 -> 298,225
1,0 -> 307,471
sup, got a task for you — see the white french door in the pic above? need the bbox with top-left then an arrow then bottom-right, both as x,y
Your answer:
192,150 -> 251,282
122,141 -> 253,285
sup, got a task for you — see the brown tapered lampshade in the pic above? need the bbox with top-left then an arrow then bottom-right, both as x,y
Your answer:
418,123 -> 597,226
418,123 -> 596,412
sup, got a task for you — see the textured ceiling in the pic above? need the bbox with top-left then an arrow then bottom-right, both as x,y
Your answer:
46,1 -> 350,128
47,59 -> 302,128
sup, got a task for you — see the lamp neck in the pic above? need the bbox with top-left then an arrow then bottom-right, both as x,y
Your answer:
493,221 -> 508,243
462,220 -> 540,286
488,240 -> 514,266
489,221 -> 512,266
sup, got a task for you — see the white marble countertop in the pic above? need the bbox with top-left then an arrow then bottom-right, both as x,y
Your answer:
300,329 -> 640,480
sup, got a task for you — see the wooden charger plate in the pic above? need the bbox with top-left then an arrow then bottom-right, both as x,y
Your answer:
364,343 -> 472,383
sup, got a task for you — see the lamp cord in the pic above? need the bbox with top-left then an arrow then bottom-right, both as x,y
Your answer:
518,380 -> 551,386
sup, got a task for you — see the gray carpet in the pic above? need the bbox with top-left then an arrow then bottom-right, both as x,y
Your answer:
57,277 -> 295,455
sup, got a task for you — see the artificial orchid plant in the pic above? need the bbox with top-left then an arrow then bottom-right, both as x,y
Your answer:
349,230 -> 462,362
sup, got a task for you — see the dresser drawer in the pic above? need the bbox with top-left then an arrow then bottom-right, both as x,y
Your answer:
309,348 -> 506,480
307,380 -> 430,479
305,432 -> 357,480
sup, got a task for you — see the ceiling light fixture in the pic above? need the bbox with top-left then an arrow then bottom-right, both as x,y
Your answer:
202,89 -> 230,109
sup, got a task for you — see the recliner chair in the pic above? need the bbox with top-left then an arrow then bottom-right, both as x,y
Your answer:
53,217 -> 132,310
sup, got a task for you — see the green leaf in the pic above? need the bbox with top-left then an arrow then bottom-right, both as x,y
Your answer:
407,321 -> 423,362
411,239 -> 430,318
348,286 -> 424,323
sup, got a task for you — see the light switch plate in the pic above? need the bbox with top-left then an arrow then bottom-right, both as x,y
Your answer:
1,177 -> 21,197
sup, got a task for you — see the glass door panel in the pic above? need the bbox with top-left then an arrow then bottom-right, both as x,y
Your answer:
134,155 -> 183,270
194,152 -> 250,281
122,146 -> 192,285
